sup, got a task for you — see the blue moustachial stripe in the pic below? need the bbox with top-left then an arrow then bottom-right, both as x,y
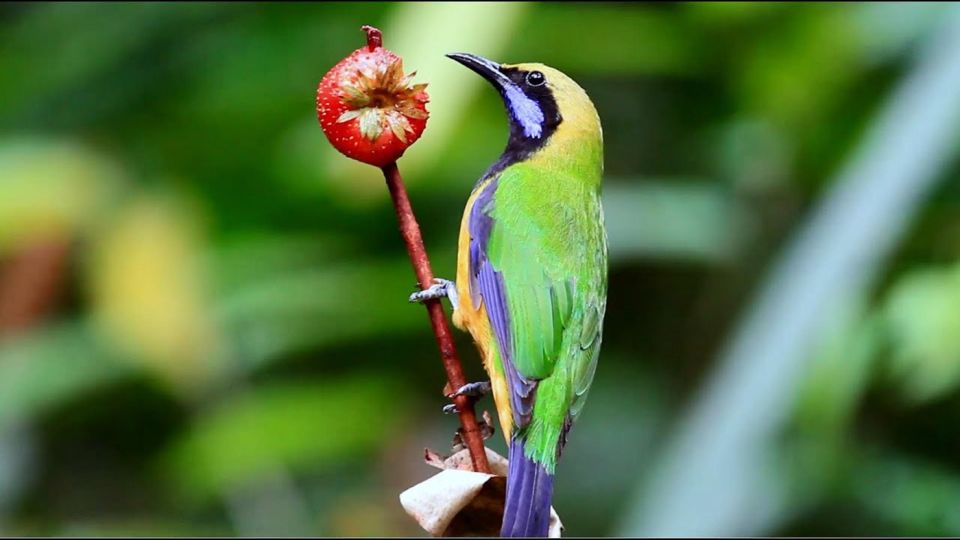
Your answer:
504,85 -> 544,138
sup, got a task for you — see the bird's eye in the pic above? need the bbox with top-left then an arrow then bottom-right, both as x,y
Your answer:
526,70 -> 546,87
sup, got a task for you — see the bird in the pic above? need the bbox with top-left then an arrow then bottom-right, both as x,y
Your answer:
410,52 -> 606,537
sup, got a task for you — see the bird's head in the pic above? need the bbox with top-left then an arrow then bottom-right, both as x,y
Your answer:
447,53 -> 601,152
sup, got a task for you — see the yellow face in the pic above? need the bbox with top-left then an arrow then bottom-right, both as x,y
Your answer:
446,53 -> 603,152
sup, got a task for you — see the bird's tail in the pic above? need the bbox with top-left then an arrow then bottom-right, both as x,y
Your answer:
501,437 -> 554,537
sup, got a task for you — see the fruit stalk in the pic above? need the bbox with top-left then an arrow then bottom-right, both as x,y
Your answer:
361,24 -> 382,50
381,161 -> 491,475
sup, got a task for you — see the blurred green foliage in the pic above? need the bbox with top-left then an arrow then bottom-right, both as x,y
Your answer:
2,1 -> 960,536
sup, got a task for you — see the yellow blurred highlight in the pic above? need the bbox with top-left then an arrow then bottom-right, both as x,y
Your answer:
87,194 -> 224,397
0,139 -> 123,255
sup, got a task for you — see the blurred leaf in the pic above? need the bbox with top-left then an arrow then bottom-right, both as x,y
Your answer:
854,2 -> 949,65
0,3 -> 231,127
683,2 -> 789,27
0,322 -> 132,430
54,518 -> 229,537
882,263 -> 960,403
161,375 -> 408,504
845,445 -> 960,535
0,138 -> 124,255
735,5 -> 863,133
603,178 -> 756,264
214,259 -> 429,370
211,232 -> 352,297
714,118 -> 794,191
794,310 -> 880,437
86,193 -> 225,397
513,3 -> 703,76
783,308 -> 881,509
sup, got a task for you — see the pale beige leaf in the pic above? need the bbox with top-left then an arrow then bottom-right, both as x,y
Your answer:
400,446 -> 563,537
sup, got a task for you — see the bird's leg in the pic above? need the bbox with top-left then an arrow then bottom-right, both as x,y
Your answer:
448,381 -> 492,399
441,380 -> 492,414
409,277 -> 459,310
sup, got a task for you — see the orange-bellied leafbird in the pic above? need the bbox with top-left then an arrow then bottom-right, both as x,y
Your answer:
411,53 -> 606,537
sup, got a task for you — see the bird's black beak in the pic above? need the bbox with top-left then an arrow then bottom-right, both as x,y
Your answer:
446,52 -> 509,90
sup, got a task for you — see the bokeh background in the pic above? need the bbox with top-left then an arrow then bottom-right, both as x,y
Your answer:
3,1 -> 960,536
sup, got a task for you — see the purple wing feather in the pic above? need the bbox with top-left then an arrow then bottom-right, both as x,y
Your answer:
468,178 -> 538,430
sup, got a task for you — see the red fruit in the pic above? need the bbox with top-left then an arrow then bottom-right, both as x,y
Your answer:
316,25 -> 430,168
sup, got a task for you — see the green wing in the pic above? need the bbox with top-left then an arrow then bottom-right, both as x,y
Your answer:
478,163 -> 607,469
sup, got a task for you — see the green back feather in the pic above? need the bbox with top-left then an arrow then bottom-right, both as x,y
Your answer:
486,138 -> 606,472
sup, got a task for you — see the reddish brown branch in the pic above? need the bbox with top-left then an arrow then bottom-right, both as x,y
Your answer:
381,161 -> 491,474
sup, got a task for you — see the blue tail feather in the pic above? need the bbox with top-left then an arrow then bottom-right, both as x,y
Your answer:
502,437 -> 554,537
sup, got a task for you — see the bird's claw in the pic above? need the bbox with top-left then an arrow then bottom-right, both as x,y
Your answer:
409,278 -> 459,309
442,381 -> 490,414
408,278 -> 451,303
441,381 -> 490,414
448,381 -> 492,399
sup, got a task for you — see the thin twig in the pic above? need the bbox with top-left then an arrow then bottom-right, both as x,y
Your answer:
381,161 -> 491,474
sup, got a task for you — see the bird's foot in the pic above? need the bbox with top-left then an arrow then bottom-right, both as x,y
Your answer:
441,381 -> 491,414
447,381 -> 492,399
409,278 -> 459,310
